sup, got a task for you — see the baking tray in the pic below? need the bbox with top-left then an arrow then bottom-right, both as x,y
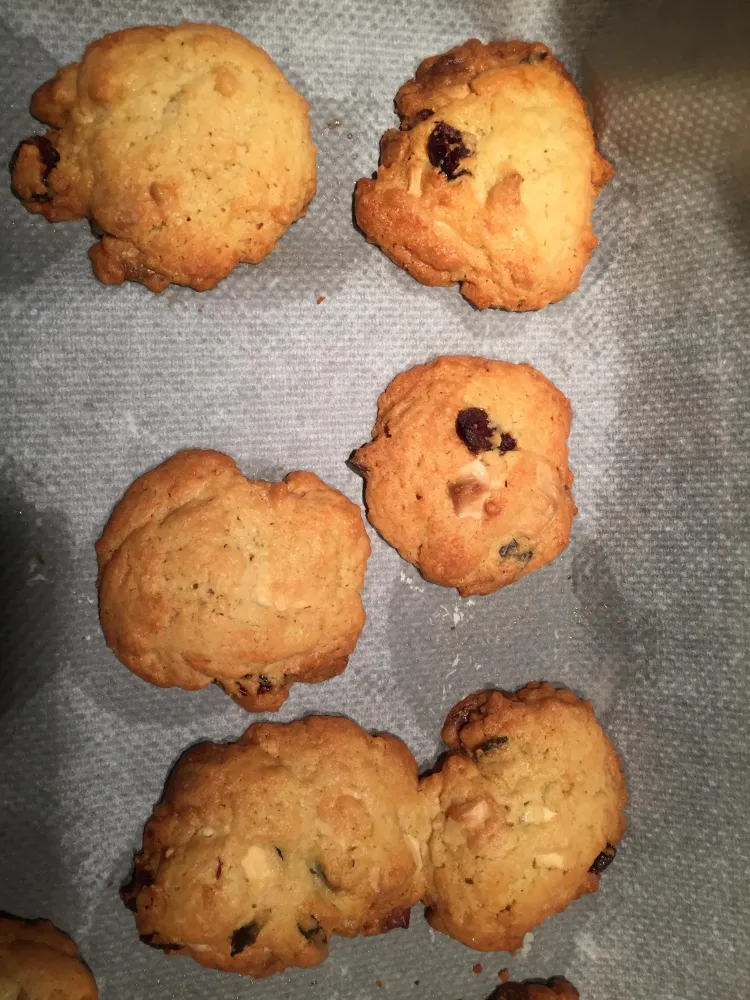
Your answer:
0,0 -> 748,997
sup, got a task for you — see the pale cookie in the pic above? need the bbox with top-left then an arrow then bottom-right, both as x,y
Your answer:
0,915 -> 98,999
421,683 -> 626,951
352,355 -> 576,596
96,450 -> 370,711
355,39 -> 613,310
122,715 -> 429,978
10,23 -> 316,291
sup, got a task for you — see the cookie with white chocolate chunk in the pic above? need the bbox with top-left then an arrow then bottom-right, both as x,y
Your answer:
122,715 -> 429,978
351,355 -> 576,596
421,683 -> 626,951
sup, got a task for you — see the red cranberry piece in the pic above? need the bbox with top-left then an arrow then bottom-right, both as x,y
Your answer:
427,121 -> 473,180
456,408 -> 494,453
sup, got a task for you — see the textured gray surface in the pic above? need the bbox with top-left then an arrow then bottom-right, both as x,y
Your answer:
0,1 -> 748,998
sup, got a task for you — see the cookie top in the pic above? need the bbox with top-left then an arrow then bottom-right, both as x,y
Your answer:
123,715 -> 429,978
355,39 -> 612,310
352,356 -> 576,596
488,979 -> 578,1000
421,683 -> 627,951
96,450 -> 370,711
10,23 -> 316,291
0,916 -> 98,999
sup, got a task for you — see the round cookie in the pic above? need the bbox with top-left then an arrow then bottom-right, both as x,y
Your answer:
488,980 -> 578,1000
96,450 -> 370,711
420,683 -> 627,951
351,355 -> 576,596
0,915 -> 98,999
10,23 -> 316,291
355,39 -> 613,310
122,715 -> 429,978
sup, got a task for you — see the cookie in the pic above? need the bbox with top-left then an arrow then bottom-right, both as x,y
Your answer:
488,979 -> 578,1000
421,683 -> 627,951
96,450 -> 370,711
122,715 -> 429,978
355,39 -> 613,310
10,23 -> 316,291
0,915 -> 98,999
351,355 -> 576,596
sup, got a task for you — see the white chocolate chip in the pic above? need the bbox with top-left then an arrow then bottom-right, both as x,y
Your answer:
200,826 -> 215,837
535,852 -> 565,869
448,460 -> 491,519
522,805 -> 557,824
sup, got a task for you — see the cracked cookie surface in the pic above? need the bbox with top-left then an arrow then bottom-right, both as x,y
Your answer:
122,715 -> 429,977
96,449 -> 370,711
421,683 -> 627,951
0,916 -> 98,999
355,39 -> 612,310
10,22 -> 316,291
352,355 -> 576,596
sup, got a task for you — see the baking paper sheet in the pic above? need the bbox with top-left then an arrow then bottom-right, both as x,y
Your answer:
1,0 -> 748,997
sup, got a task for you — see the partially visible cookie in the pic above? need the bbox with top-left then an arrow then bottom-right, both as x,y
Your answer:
421,683 -> 626,951
488,979 -> 578,1000
352,356 -> 576,596
10,23 -> 316,291
0,915 -> 98,999
96,450 -> 370,711
122,715 -> 429,977
355,39 -> 612,310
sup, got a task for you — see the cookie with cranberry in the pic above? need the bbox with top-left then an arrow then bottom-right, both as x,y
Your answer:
488,979 -> 579,1000
97,450 -> 370,711
355,39 -> 612,310
10,23 -> 316,291
0,915 -> 98,999
421,683 -> 626,951
122,715 -> 429,977
351,355 -> 576,596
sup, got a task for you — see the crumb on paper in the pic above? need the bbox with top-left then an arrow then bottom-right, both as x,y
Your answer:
316,295 -> 326,304
473,962 -> 483,974
327,118 -> 341,129
499,968 -> 509,982
376,980 -> 383,988
518,931 -> 534,957
36,552 -> 45,565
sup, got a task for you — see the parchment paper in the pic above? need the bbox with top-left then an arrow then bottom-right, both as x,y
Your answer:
0,1 -> 748,998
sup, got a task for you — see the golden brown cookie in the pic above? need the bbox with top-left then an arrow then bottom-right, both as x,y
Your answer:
10,23 -> 316,291
96,450 -> 370,711
355,39 -> 613,310
122,715 -> 429,978
0,915 -> 98,999
421,683 -> 627,951
351,356 -> 576,596
488,979 -> 578,1000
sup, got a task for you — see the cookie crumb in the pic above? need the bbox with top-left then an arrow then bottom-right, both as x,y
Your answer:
376,979 -> 383,988
327,119 -> 341,129
473,963 -> 483,974
499,968 -> 509,982
316,295 -> 326,304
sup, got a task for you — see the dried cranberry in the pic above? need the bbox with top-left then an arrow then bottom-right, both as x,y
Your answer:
405,108 -> 435,129
379,906 -> 411,931
230,920 -> 261,955
298,919 -> 327,946
475,736 -> 508,754
456,408 -> 494,453
497,432 -> 516,454
427,121 -> 473,180
589,844 -> 616,874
